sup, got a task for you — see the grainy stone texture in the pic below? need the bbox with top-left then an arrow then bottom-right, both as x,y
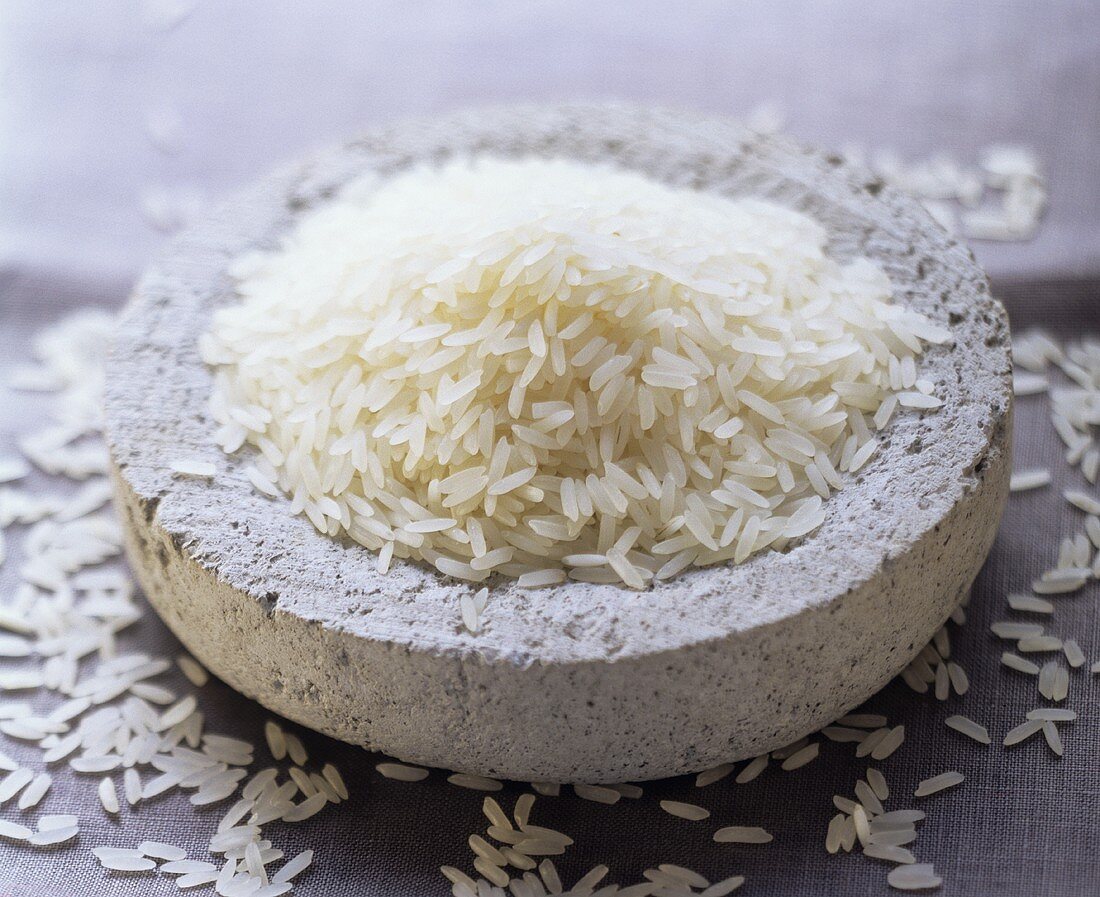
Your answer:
105,104 -> 1012,783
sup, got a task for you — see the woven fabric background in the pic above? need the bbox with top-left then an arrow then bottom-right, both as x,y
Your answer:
2,1 -> 1100,893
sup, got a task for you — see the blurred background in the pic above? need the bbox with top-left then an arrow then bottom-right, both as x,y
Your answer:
2,0 -> 1098,292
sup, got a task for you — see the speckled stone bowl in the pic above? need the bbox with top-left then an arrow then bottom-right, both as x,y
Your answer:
104,104 -> 1012,783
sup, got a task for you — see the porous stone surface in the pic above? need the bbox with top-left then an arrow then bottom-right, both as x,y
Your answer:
105,104 -> 1012,783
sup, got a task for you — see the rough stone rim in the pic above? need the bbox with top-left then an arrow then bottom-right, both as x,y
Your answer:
105,102 -> 1012,673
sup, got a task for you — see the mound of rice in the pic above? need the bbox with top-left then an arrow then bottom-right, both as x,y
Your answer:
201,157 -> 949,589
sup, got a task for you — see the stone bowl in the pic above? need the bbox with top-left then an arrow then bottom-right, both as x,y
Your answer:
104,104 -> 1012,783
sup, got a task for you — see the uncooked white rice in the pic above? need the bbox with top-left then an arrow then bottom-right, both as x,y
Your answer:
1008,469 -> 1051,492
873,810 -> 925,829
870,726 -> 905,761
852,805 -> 871,847
447,773 -> 503,793
946,661 -> 969,695
481,796 -> 510,830
177,654 -> 209,687
991,621 -> 1044,639
855,728 -> 890,759
1041,721 -> 1064,756
176,869 -> 219,888
713,826 -> 773,844
1051,665 -> 1070,702
833,795 -> 858,815
283,733 -> 308,767
440,865 -> 478,890
866,768 -> 890,801
887,863 -> 942,890
1031,576 -> 1087,595
1001,652 -> 1040,674
0,768 -> 33,802
1063,489 -> 1100,515
781,742 -> 820,770
539,858 -> 563,893
609,783 -> 643,800
139,840 -> 188,861
28,825 -> 79,846
163,860 -> 218,874
854,780 -> 884,816
204,156 -> 947,590
1007,593 -> 1054,614
734,754 -> 769,784
1063,638 -> 1086,668
474,857 -> 509,886
283,792 -> 327,822
510,792 -> 536,830
0,820 -> 32,841
836,714 -> 888,729
868,827 -> 917,847
469,833 -> 508,865
660,800 -> 710,821
1012,373 -> 1049,396
944,715 -> 990,744
864,843 -> 916,864
320,763 -> 349,801
0,455 -> 30,483
701,874 -> 746,896
1027,707 -> 1076,721
694,763 -> 735,788
822,726 -> 868,743
17,772 -> 51,809
96,852 -> 156,872
269,854 -> 314,889
1017,635 -> 1063,653
573,783 -> 621,805
652,864 -> 709,889
263,720 -> 287,760
825,814 -> 846,854
771,737 -> 810,761
913,771 -> 964,797
169,458 -> 216,478
1003,719 -> 1044,747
